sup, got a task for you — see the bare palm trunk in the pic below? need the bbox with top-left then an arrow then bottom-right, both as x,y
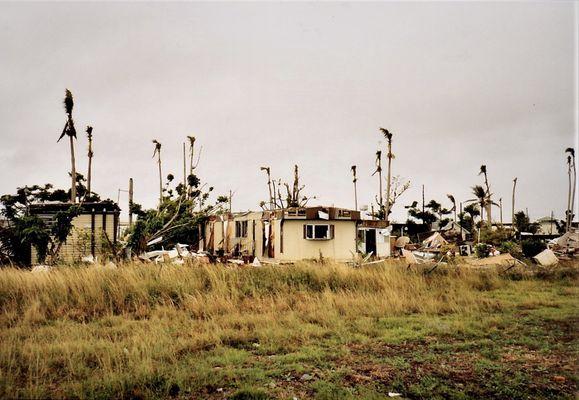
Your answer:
87,138 -> 92,197
483,172 -> 492,224
567,164 -> 572,231
499,198 -> 503,225
183,142 -> 186,190
571,158 -> 576,229
512,178 -> 517,229
385,140 -> 392,224
69,134 -> 76,203
158,153 -> 163,206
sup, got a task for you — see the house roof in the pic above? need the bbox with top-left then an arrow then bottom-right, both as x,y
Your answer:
29,200 -> 120,214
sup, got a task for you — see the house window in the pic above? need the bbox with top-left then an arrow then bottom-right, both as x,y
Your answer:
235,221 -> 248,238
304,224 -> 334,240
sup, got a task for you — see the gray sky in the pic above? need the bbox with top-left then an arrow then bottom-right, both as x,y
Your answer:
0,1 -> 577,223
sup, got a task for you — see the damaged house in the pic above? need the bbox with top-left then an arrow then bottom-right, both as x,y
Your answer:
204,206 -> 361,262
29,201 -> 120,263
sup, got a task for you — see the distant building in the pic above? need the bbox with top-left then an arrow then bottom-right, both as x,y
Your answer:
29,201 -> 120,263
535,216 -> 561,236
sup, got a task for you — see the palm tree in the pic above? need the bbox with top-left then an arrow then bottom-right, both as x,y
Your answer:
351,165 -> 358,211
57,89 -> 77,203
85,126 -> 93,199
372,150 -> 383,218
187,136 -> 196,198
380,128 -> 394,223
565,148 -> 576,230
447,194 -> 457,222
260,166 -> 273,210
152,140 -> 162,205
478,165 -> 492,224
467,185 -> 487,224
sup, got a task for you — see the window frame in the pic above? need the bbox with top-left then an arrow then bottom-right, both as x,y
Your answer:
303,224 -> 334,240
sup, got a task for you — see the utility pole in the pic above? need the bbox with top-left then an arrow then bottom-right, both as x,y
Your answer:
351,165 -> 358,211
511,177 -> 517,229
128,178 -> 134,227
499,198 -> 503,225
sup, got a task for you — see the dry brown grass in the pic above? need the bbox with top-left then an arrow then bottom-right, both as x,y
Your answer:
0,261 -> 576,399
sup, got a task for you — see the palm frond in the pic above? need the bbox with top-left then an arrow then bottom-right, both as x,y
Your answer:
64,89 -> 74,115
565,147 -> 575,157
379,127 -> 393,141
478,165 -> 486,176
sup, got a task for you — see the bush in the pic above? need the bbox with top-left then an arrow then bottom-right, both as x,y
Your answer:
521,239 -> 546,258
479,227 -> 514,246
498,241 -> 523,259
474,243 -> 491,258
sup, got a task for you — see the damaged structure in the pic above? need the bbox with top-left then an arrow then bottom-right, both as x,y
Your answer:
29,201 -> 120,263
203,206 -> 362,262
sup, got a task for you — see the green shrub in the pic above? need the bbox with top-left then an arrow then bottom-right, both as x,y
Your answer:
474,243 -> 490,258
498,241 -> 523,259
521,239 -> 546,258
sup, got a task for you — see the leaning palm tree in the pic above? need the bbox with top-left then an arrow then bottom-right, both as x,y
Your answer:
565,148 -> 576,230
152,140 -> 163,205
85,126 -> 93,198
57,89 -> 77,203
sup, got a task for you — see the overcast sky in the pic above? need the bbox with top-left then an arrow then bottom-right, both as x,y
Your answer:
0,1 -> 577,223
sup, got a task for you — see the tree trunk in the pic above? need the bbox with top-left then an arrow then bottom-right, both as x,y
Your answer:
353,180 -> 358,211
385,140 -> 392,224
69,135 -> 76,203
87,139 -> 92,197
128,178 -> 134,227
158,153 -> 163,206
512,178 -> 517,229
567,164 -> 572,231
571,158 -> 577,229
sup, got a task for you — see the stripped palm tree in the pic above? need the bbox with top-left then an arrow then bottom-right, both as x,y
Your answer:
351,165 -> 358,211
372,150 -> 383,218
478,165 -> 492,224
512,177 -> 517,229
85,126 -> 93,199
152,140 -> 162,205
565,148 -> 576,230
380,128 -> 394,223
187,136 -> 196,198
260,166 -> 273,210
57,89 -> 77,203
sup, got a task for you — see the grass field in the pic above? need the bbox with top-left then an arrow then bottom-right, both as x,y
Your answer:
0,261 -> 577,399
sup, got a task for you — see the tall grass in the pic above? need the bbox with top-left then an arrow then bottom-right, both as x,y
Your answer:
1,261 -> 551,399
0,262 -> 503,327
